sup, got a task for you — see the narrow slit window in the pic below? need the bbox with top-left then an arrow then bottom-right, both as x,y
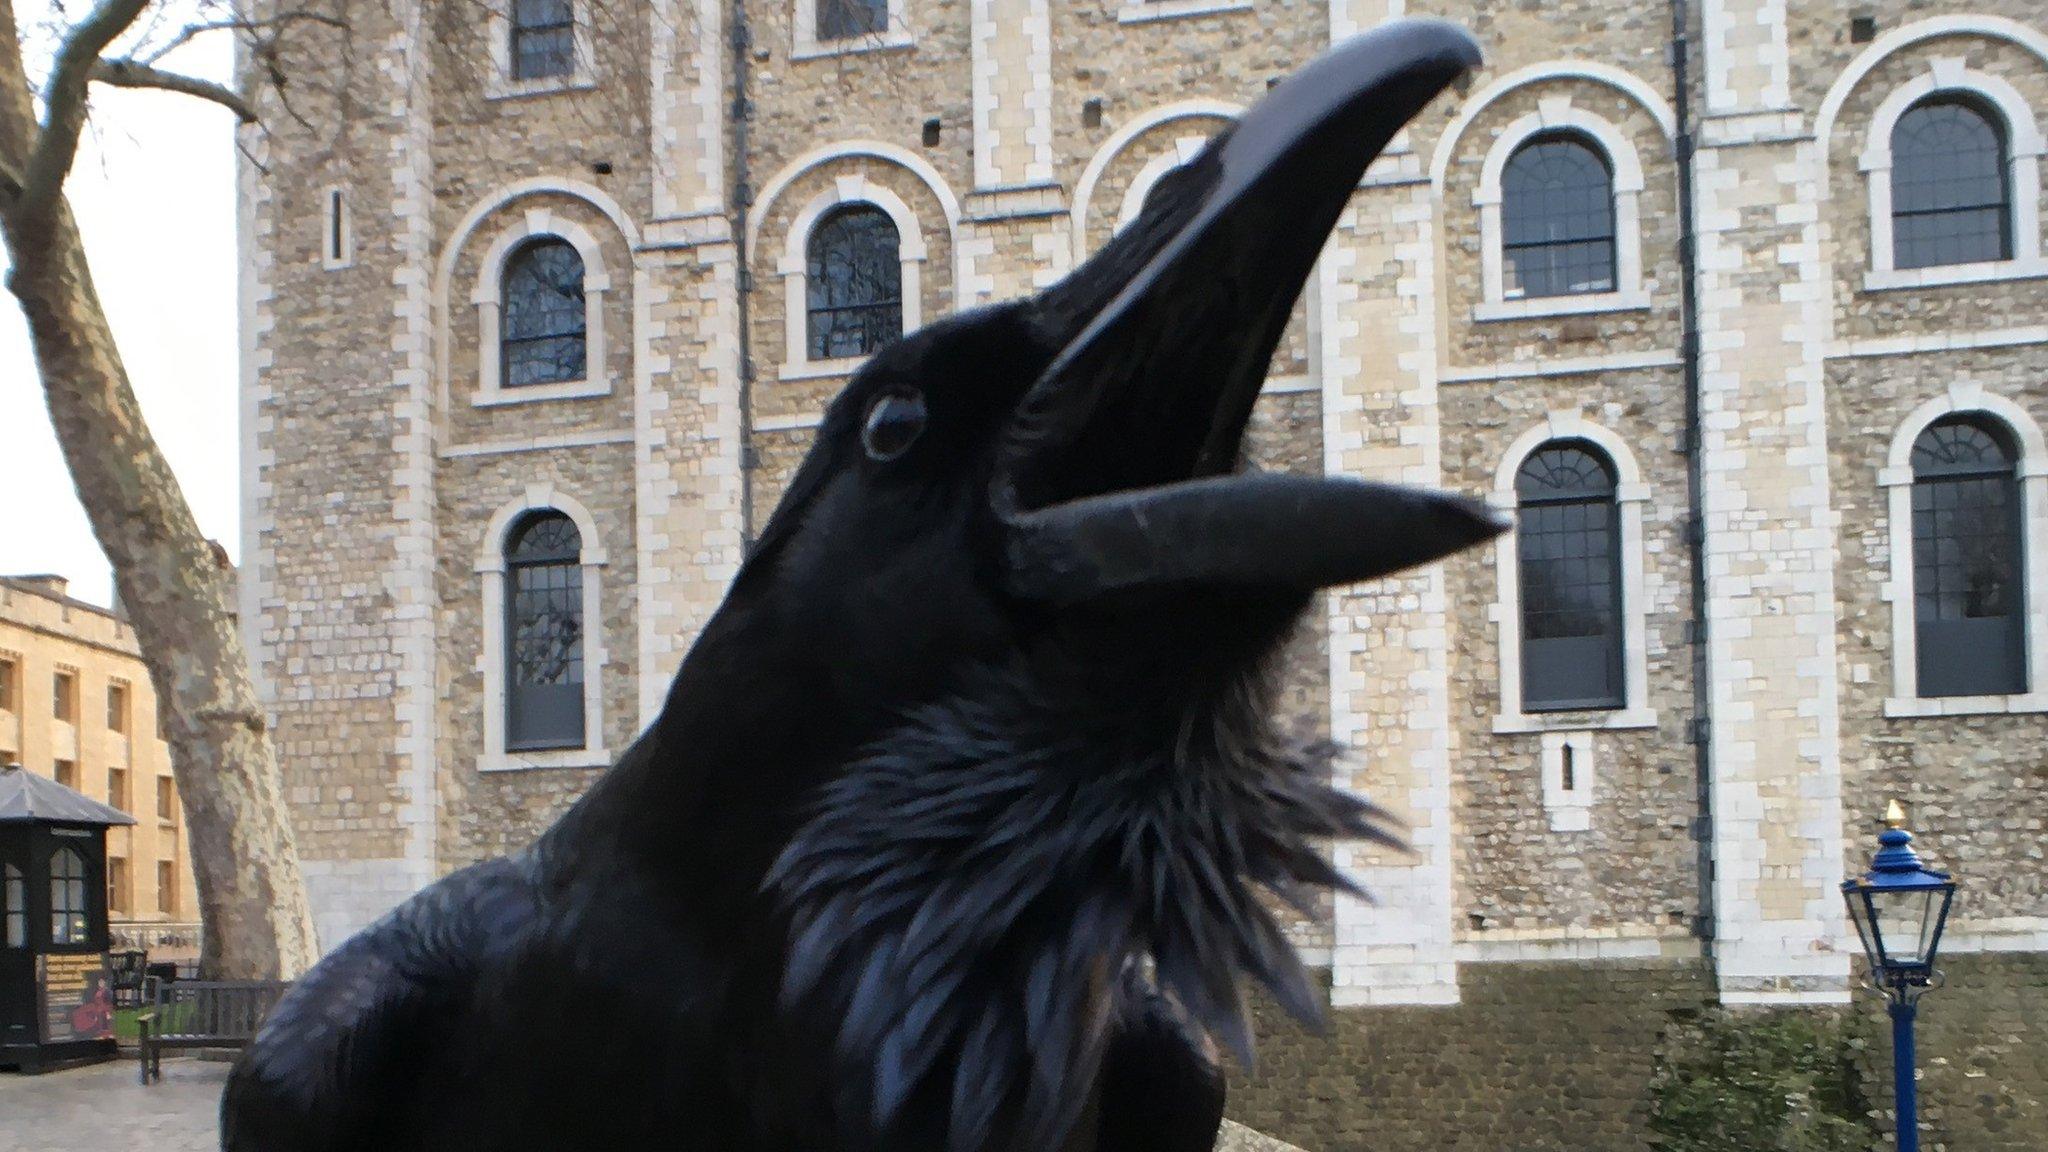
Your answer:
1561,744 -> 1577,793
324,188 -> 350,268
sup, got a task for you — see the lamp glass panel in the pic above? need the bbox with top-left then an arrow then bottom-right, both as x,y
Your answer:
1873,885 -> 1938,966
1845,887 -> 1882,969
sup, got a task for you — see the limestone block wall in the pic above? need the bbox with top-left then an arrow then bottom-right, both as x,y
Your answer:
243,0 -> 2048,1038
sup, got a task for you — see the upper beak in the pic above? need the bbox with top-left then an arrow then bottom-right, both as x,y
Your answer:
997,19 -> 1503,606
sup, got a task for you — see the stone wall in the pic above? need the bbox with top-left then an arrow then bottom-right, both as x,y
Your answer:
1232,954 -> 2048,1152
1232,961 -> 1718,1152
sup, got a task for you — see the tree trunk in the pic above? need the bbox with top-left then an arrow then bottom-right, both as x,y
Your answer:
2,199 -> 319,980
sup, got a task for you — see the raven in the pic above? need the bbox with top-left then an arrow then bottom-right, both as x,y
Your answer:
224,20 -> 1491,1152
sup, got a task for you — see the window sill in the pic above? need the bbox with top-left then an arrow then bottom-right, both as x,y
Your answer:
1884,694 -> 2048,718
479,747 -> 612,773
1493,708 -> 1658,735
1117,0 -> 1252,24
792,32 -> 914,61
778,357 -> 865,382
473,378 -> 611,407
486,70 -> 597,102
1864,257 -> 2048,292
1473,290 -> 1652,323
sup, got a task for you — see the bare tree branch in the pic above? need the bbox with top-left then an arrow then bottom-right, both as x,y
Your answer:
92,56 -> 255,121
140,8 -> 345,66
17,0 -> 149,220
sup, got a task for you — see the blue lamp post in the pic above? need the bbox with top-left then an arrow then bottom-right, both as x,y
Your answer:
1841,800 -> 1957,1152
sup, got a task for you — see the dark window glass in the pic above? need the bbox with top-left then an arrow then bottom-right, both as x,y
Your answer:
4,863 -> 23,949
506,512 -> 585,751
1517,443 -> 1624,710
818,0 -> 887,40
1502,134 -> 1617,298
511,0 -> 575,81
502,238 -> 587,388
1912,416 -> 2025,696
49,847 -> 88,945
806,206 -> 902,360
1892,97 -> 2011,270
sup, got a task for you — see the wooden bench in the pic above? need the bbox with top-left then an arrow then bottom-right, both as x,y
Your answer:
137,978 -> 288,1084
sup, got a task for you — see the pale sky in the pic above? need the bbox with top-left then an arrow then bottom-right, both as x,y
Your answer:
0,18 -> 239,608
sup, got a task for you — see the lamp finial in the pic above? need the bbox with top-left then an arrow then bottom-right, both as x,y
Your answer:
1885,798 -> 1907,829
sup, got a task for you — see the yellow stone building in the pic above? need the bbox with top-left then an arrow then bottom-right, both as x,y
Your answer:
0,575 -> 200,956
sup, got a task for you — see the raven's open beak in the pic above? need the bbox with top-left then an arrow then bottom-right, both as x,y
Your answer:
998,20 -> 1504,606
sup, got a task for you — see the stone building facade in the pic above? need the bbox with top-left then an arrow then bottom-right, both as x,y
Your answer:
0,577 -> 203,953
244,1 -> 2048,1145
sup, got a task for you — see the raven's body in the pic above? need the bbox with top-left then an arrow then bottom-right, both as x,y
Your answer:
225,23 -> 1491,1152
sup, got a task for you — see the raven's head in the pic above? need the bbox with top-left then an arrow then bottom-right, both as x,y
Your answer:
663,19 -> 1490,1152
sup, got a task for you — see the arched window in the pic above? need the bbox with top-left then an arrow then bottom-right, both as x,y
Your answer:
502,238 -> 587,388
1501,134 -> 1616,299
806,205 -> 902,360
4,862 -> 23,948
1911,416 -> 2025,697
506,512 -> 586,751
49,847 -> 87,945
510,0 -> 575,81
817,0 -> 886,40
1891,97 -> 2011,270
1516,442 -> 1624,711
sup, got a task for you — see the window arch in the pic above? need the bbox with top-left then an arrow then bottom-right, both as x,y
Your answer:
1471,96 -> 1652,321
1857,59 -> 2047,288
806,205 -> 903,361
501,238 -> 587,389
1501,134 -> 1617,300
505,511 -> 586,751
468,207 -> 614,405
49,847 -> 88,945
4,862 -> 23,949
475,486 -> 610,771
1891,97 -> 2012,270
1490,417 -> 1657,732
1515,442 -> 1625,711
1909,416 -> 2025,696
1881,387 -> 2048,715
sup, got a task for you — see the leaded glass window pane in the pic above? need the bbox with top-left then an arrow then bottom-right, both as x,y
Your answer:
511,0 -> 575,81
1892,98 -> 2011,270
3,863 -> 23,949
1517,443 -> 1624,711
806,206 -> 902,360
1502,135 -> 1617,299
48,847 -> 88,945
1912,416 -> 2025,696
502,238 -> 587,388
818,0 -> 887,40
506,512 -> 586,751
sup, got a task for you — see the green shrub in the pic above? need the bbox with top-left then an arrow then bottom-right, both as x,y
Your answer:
1649,1008 -> 1878,1152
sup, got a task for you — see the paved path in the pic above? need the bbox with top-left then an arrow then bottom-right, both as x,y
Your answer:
1,1056 -> 227,1152
0,1058 -> 1307,1152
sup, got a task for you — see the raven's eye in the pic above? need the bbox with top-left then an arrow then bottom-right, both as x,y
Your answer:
861,390 -> 927,462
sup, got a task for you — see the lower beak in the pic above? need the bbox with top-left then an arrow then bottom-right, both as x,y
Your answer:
999,20 -> 1503,605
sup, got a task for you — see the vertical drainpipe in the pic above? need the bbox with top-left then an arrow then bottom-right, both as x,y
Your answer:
730,0 -> 758,545
1669,0 -> 1716,952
